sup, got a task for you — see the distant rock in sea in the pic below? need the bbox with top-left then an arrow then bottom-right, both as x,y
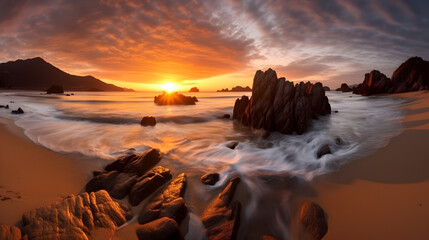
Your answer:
154,92 -> 198,105
233,68 -> 331,135
323,86 -> 330,91
0,57 -> 133,91
141,116 -> 156,126
335,83 -> 352,92
217,86 -> 252,92
46,85 -> 64,94
11,107 -> 24,114
353,56 -> 429,96
189,87 -> 199,92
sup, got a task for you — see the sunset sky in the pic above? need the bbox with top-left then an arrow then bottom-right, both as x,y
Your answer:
0,0 -> 428,91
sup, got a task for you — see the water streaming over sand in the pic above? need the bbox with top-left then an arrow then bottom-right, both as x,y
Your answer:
0,90 -> 405,238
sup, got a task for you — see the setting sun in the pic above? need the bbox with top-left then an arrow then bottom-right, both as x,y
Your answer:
161,82 -> 178,93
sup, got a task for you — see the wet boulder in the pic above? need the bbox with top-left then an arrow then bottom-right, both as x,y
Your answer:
299,201 -> 328,240
129,166 -> 172,206
136,217 -> 182,240
22,190 -> 131,240
11,107 -> 24,114
201,177 -> 241,240
226,141 -> 239,149
138,173 -> 188,224
316,145 -> 331,158
218,114 -> 231,119
201,173 -> 220,185
141,116 -> 156,126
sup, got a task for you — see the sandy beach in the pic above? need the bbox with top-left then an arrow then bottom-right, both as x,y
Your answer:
291,91 -> 429,240
0,118 -> 94,226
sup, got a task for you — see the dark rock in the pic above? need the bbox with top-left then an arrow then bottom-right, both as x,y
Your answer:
85,170 -> 120,193
334,110 -> 338,113
92,170 -> 106,176
22,190 -> 131,240
233,69 -> 330,135
201,173 -> 220,185
217,86 -> 252,92
138,173 -> 187,224
104,153 -> 139,172
201,177 -> 241,240
141,116 -> 156,126
353,70 -> 391,96
129,166 -> 172,206
11,107 -> 24,114
122,148 -> 163,175
322,86 -> 330,91
335,83 -> 352,92
46,85 -> 64,94
316,144 -> 331,158
299,201 -> 328,240
136,217 -> 183,240
218,114 -> 231,119
0,224 -> 21,240
226,141 -> 239,149
0,104 -> 8,109
189,87 -> 199,92
109,173 -> 139,199
154,92 -> 198,105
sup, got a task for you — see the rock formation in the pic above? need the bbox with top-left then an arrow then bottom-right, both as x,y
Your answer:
11,107 -> 24,114
217,86 -> 252,92
85,148 -> 165,203
299,201 -> 328,240
154,92 -> 198,105
189,87 -> 199,92
136,217 -> 182,240
335,83 -> 352,92
233,69 -> 331,135
141,116 -> 156,126
46,85 -> 64,94
0,225 -> 22,240
353,57 -> 429,96
22,190 -> 132,240
322,86 -> 330,91
201,177 -> 241,240
201,173 -> 220,185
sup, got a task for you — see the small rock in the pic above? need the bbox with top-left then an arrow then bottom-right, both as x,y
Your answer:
226,141 -> 239,149
11,107 -> 24,114
136,217 -> 182,240
334,110 -> 338,113
299,201 -> 328,240
218,114 -> 230,119
46,85 -> 64,94
316,144 -> 331,158
141,116 -> 156,126
201,173 -> 220,185
0,224 -> 22,240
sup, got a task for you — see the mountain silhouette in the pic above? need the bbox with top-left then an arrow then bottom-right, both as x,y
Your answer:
0,57 -> 132,91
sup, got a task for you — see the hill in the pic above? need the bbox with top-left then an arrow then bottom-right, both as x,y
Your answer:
0,57 -> 132,91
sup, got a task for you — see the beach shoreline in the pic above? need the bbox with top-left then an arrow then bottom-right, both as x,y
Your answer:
290,90 -> 429,240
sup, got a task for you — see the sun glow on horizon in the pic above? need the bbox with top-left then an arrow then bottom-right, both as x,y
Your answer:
161,82 -> 178,93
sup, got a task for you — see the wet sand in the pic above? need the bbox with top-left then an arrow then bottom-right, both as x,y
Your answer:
291,91 -> 429,239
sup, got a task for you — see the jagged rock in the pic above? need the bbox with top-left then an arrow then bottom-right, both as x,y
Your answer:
226,141 -> 238,149
86,149 -> 163,200
129,166 -> 172,206
299,201 -> 328,240
201,177 -> 241,240
138,173 -> 187,224
218,114 -> 231,119
322,86 -> 330,91
233,69 -> 331,135
11,107 -> 24,114
154,92 -> 198,105
217,86 -> 252,92
136,217 -> 183,240
0,104 -> 9,109
46,85 -> 64,94
189,87 -> 199,92
316,145 -> 331,158
22,190 -> 132,240
0,224 -> 22,240
335,83 -> 352,92
141,116 -> 156,126
353,70 -> 391,96
201,173 -> 220,185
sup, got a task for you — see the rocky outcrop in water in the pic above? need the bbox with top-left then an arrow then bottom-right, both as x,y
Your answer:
201,177 -> 241,240
141,116 -> 156,126
189,87 -> 199,92
217,86 -> 252,92
299,201 -> 328,240
154,92 -> 198,105
322,86 -> 330,91
335,83 -> 352,92
201,173 -> 220,185
0,224 -> 22,240
138,173 -> 187,225
46,85 -> 64,94
233,69 -> 331,135
11,107 -> 24,114
85,148 -> 166,204
353,57 -> 429,96
136,217 -> 182,240
22,190 -> 132,240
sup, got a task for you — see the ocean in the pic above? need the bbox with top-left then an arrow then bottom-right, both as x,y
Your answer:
0,90 -> 405,238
